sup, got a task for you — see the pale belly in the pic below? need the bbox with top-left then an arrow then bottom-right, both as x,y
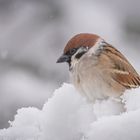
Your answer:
71,72 -> 109,102
70,57 -> 123,102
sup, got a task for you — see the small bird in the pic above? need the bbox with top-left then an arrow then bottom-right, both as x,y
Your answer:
57,33 -> 140,102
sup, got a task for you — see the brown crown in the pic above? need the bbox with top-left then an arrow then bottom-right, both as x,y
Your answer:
64,33 -> 100,54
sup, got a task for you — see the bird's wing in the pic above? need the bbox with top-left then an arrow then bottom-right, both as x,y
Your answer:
103,44 -> 140,89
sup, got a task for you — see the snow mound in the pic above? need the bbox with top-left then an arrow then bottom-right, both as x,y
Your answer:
0,83 -> 140,140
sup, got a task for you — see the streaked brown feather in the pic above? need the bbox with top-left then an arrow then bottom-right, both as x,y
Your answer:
103,44 -> 140,89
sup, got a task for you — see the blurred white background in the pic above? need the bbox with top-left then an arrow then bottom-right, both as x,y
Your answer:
0,0 -> 140,129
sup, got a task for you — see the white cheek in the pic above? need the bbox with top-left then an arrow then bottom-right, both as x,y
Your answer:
88,38 -> 104,55
71,55 -> 79,68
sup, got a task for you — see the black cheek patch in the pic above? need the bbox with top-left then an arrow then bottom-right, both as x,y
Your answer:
75,51 -> 86,59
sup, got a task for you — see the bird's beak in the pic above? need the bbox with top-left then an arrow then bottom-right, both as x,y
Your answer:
56,54 -> 71,63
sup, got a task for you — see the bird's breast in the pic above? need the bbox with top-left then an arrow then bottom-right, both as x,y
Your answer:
70,55 -> 123,102
70,56 -> 108,102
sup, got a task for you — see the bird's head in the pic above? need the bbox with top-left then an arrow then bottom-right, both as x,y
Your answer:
57,33 -> 103,69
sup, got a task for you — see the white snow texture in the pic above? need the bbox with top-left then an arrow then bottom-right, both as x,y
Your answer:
0,83 -> 140,140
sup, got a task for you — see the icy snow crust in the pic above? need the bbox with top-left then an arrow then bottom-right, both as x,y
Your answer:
0,83 -> 140,140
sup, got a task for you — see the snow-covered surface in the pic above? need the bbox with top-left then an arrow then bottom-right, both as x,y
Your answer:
0,83 -> 140,140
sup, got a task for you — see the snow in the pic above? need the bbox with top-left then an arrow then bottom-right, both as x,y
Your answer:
0,83 -> 140,140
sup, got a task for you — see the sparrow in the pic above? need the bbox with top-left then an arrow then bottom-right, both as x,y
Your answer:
57,33 -> 140,102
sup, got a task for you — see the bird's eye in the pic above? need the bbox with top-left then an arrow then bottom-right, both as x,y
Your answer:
69,48 -> 77,55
